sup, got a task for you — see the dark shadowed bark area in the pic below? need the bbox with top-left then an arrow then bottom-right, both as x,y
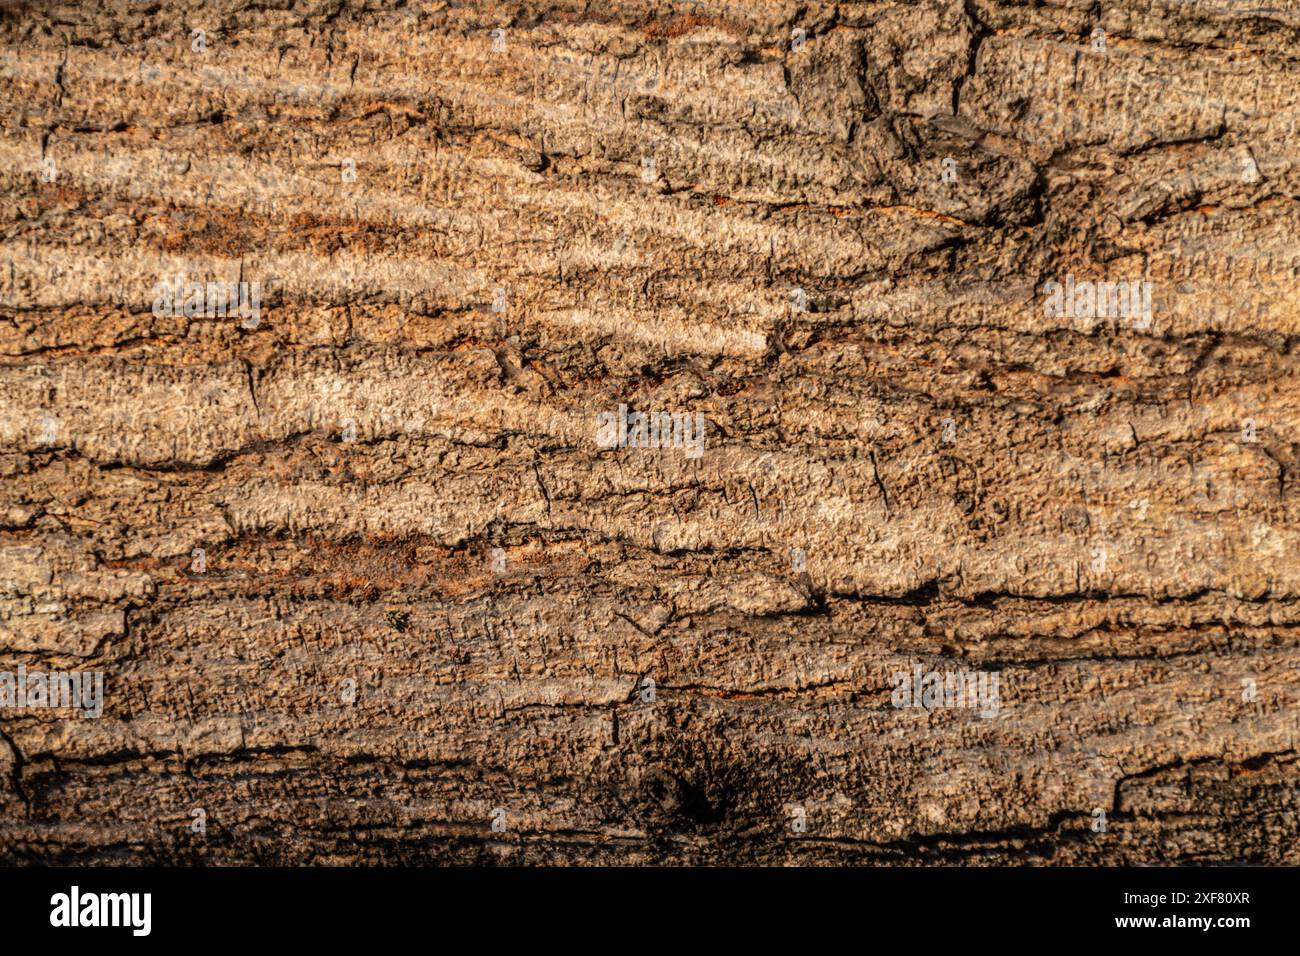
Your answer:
0,0 -> 1298,864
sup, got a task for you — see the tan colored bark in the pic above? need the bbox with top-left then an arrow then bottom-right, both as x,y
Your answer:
0,0 -> 1298,863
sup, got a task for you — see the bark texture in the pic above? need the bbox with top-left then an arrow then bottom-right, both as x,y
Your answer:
1,0 -> 1299,864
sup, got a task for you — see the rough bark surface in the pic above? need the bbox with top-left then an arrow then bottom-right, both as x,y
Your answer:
1,0 -> 1299,865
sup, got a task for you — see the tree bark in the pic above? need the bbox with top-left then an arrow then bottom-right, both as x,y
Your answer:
0,0 -> 1298,864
